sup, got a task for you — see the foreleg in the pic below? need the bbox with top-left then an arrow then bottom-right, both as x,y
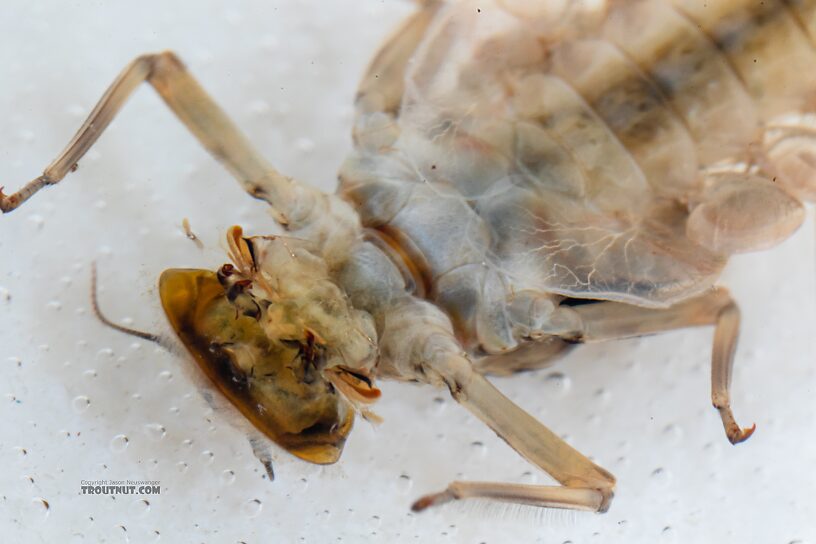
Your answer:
0,51 -> 316,228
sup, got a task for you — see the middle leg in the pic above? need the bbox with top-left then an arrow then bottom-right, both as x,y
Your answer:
378,297 -> 616,513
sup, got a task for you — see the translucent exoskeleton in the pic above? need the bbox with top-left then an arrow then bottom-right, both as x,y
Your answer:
2,0 -> 816,515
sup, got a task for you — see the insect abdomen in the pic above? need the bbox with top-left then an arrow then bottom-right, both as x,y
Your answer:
342,0 -> 815,353
561,0 -> 816,196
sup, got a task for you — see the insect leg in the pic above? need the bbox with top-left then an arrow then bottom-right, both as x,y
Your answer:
354,0 -> 441,116
379,297 -> 615,512
473,336 -> 571,376
562,288 -> 755,444
0,51 -> 312,226
415,353 -> 616,512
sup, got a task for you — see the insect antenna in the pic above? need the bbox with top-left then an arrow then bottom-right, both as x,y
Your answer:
90,261 -> 168,347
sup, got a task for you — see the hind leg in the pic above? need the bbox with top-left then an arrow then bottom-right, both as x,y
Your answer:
571,290 -> 753,443
510,288 -> 755,444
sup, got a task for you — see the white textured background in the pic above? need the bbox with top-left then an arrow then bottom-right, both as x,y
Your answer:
1,1 -> 815,542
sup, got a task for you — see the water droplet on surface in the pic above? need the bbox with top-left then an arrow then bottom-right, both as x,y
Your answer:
176,462 -> 189,473
587,414 -> 602,426
28,214 -> 44,229
200,450 -> 215,465
662,423 -> 684,445
594,388 -> 611,403
131,498 -> 151,517
430,396 -> 447,416
144,423 -> 166,441
47,300 -> 62,311
72,395 -> 90,413
396,473 -> 412,494
543,372 -> 571,396
702,441 -> 723,460
0,286 -> 10,302
651,467 -> 672,486
30,497 -> 50,517
221,469 -> 236,485
66,104 -> 86,117
96,348 -> 114,360
295,137 -> 315,153
248,100 -> 270,115
158,370 -> 173,382
469,441 -> 487,458
110,434 -> 129,452
519,471 -> 537,484
243,498 -> 263,518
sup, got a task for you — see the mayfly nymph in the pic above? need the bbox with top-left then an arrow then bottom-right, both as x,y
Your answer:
3,0 -> 816,514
